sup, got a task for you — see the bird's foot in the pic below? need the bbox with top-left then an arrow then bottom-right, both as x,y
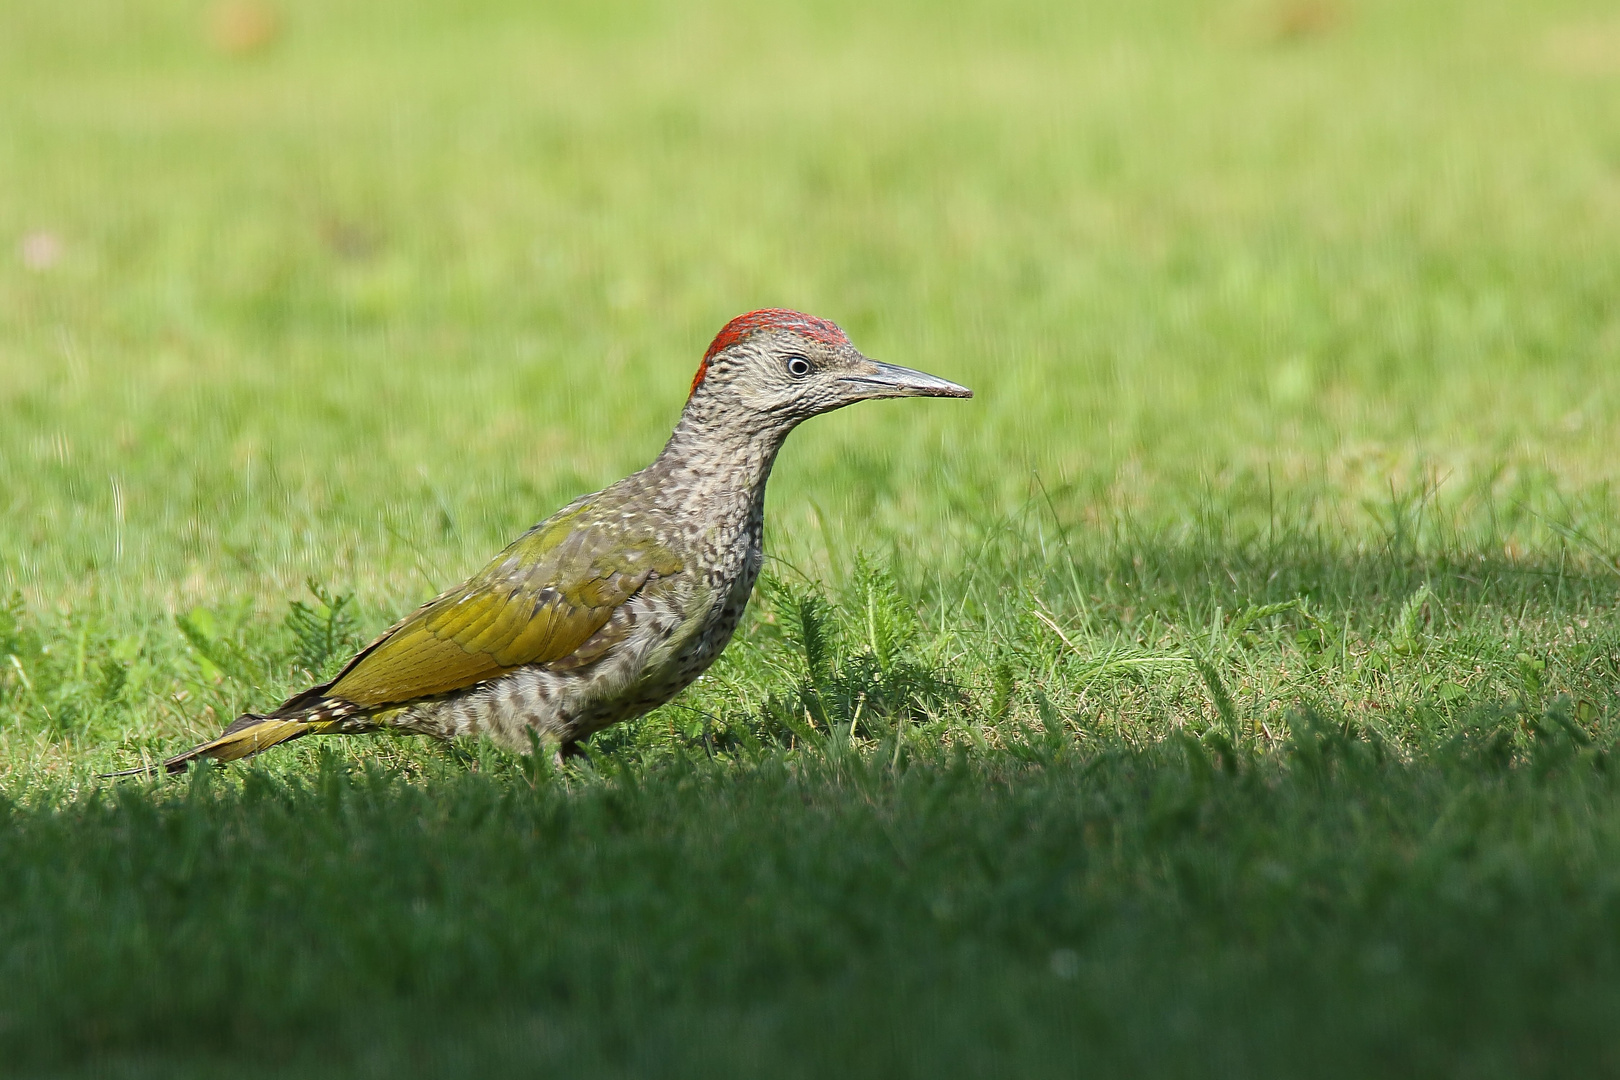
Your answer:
551,739 -> 587,771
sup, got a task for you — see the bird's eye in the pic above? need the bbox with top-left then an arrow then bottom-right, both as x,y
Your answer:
785,356 -> 813,378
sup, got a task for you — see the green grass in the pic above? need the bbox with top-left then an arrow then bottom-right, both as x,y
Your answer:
9,738 -> 1620,1077
3,0 -> 1620,1074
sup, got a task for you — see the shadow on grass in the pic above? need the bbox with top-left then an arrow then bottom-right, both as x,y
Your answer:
7,715 -> 1620,1079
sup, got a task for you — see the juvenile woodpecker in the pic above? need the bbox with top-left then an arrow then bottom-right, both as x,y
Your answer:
133,310 -> 970,773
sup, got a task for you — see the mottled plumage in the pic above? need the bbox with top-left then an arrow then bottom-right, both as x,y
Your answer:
116,309 -> 970,774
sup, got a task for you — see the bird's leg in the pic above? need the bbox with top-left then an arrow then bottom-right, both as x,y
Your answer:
551,738 -> 586,770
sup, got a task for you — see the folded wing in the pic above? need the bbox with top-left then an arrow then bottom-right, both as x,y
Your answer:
286,504 -> 683,712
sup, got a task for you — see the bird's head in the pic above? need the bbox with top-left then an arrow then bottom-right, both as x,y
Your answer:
683,309 -> 971,430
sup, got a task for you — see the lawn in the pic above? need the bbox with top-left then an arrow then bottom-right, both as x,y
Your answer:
2,0 -> 1620,1074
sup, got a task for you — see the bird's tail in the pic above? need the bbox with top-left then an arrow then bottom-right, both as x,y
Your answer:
102,712 -> 343,777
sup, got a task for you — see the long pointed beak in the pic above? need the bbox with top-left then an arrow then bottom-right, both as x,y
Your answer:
842,360 -> 973,399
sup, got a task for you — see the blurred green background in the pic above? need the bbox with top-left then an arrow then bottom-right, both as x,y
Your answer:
5,0 -> 1618,608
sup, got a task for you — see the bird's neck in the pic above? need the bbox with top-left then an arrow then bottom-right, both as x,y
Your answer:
646,411 -> 795,511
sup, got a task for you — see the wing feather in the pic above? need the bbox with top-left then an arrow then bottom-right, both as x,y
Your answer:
295,504 -> 682,711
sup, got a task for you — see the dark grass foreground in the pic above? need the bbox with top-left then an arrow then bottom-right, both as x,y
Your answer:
7,717 -> 1620,1079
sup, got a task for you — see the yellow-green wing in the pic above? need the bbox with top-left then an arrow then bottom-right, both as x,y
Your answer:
309,506 -> 682,709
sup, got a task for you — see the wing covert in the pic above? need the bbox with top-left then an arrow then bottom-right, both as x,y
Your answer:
316,506 -> 682,709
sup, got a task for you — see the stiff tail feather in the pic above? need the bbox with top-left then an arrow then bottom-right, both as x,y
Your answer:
101,713 -> 337,778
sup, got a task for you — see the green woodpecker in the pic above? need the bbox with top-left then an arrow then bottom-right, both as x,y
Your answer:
126,310 -> 970,773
